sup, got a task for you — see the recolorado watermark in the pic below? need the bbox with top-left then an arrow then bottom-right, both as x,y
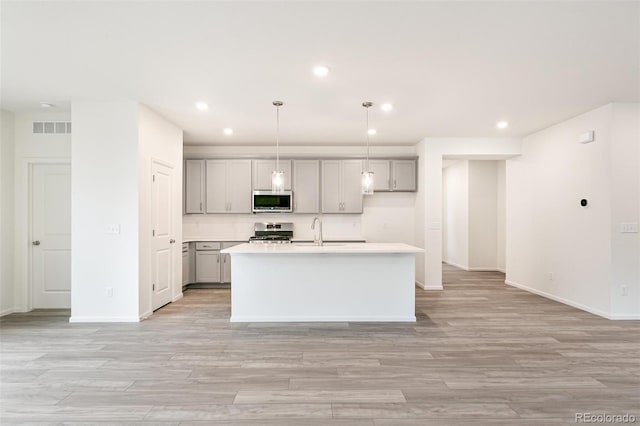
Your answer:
576,413 -> 637,423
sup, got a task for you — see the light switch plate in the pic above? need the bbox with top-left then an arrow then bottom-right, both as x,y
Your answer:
620,223 -> 639,233
106,224 -> 120,234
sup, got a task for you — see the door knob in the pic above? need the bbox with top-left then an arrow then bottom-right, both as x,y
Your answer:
32,240 -> 40,246
170,239 -> 176,244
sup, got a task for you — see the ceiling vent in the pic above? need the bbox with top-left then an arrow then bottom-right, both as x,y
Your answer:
32,121 -> 71,134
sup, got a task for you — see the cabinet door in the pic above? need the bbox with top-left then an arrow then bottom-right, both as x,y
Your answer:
221,253 -> 231,283
292,160 -> 319,213
182,252 -> 189,285
185,160 -> 205,213
341,160 -> 364,213
227,160 -> 252,213
253,159 -> 292,191
392,160 -> 416,191
195,251 -> 220,283
368,160 -> 391,191
321,160 -> 342,213
205,160 -> 227,213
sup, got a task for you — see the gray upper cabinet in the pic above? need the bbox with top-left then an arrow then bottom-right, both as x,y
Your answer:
185,160 -> 205,213
206,159 -> 252,213
252,159 -> 292,191
321,159 -> 363,214
392,160 -> 417,191
292,160 -> 319,213
367,160 -> 392,191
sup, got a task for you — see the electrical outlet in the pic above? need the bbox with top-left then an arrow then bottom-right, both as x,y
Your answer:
106,224 -> 120,234
620,223 -> 639,233
105,287 -> 113,298
621,285 -> 629,296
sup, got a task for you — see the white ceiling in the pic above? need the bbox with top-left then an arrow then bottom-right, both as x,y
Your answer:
2,1 -> 638,145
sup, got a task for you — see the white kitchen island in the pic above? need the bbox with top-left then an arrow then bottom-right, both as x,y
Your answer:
221,243 -> 424,322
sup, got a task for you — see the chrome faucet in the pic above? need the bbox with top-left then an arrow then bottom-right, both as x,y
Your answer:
311,216 -> 323,246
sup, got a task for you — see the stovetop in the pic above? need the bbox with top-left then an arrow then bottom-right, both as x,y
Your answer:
248,235 -> 292,244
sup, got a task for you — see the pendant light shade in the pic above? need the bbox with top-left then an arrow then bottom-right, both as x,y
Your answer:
361,101 -> 374,195
272,101 -> 284,193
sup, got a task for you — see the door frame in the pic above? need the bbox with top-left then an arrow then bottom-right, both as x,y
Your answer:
20,159 -> 71,312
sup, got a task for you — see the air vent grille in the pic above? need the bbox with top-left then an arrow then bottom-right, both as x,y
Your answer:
32,121 -> 71,134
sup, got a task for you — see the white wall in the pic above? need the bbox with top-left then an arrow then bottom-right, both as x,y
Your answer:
0,110 -> 15,315
442,160 -> 469,269
71,101 -> 141,322
12,111 -> 71,313
609,103 -> 639,318
138,104 -> 183,318
416,138 -> 522,289
497,161 -> 506,272
506,103 -> 640,319
468,160 -> 498,270
442,159 -> 503,271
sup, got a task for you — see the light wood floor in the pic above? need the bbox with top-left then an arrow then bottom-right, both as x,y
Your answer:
2,264 -> 639,425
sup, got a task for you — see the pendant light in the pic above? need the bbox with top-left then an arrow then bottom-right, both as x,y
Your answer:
361,101 -> 374,195
272,101 -> 284,192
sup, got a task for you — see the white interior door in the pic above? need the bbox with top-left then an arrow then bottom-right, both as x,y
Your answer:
151,161 -> 174,310
32,164 -> 71,309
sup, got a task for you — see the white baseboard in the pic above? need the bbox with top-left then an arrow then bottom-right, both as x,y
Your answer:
69,316 -> 141,323
230,315 -> 417,323
139,310 -> 153,321
609,313 -> 640,320
415,280 -> 443,290
0,307 -> 16,317
443,260 -> 469,270
172,292 -> 183,302
497,268 -> 506,273
505,279 -> 613,320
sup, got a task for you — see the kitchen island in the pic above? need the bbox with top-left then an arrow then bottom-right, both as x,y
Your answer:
221,243 -> 424,322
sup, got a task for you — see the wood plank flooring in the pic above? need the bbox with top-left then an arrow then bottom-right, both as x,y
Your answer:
2,264 -> 639,425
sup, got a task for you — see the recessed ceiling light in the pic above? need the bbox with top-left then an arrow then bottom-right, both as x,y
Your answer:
195,102 -> 209,111
313,65 -> 329,78
496,121 -> 509,129
223,128 -> 233,135
380,103 -> 393,112
368,128 -> 377,136
40,102 -> 55,108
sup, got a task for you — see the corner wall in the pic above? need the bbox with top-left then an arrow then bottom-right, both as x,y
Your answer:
138,105 -> 183,318
71,101 -> 141,322
442,160 -> 469,269
0,110 -> 15,315
506,103 -> 640,319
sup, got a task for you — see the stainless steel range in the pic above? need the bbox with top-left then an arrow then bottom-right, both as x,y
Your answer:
248,222 -> 293,244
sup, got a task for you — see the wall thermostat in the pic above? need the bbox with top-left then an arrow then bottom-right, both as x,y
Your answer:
580,199 -> 588,207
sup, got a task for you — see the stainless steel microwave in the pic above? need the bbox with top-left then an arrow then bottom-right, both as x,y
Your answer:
252,191 -> 293,213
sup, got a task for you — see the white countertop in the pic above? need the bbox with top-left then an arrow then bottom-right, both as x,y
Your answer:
183,238 -> 367,243
221,242 -> 424,254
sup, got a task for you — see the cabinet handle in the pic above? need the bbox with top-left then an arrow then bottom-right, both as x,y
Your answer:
217,256 -> 220,263
200,202 -> 203,212
170,239 -> 175,244
223,257 -> 226,263
32,240 -> 41,246
394,179 -> 397,189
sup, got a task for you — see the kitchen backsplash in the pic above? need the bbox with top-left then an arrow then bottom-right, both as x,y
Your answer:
183,213 -> 363,241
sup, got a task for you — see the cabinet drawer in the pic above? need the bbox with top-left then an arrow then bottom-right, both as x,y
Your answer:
196,242 -> 221,250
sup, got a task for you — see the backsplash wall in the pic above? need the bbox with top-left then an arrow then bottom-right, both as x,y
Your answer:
183,192 -> 417,243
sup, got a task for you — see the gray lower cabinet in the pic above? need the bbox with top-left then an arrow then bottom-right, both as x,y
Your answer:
196,251 -> 221,283
191,241 -> 241,284
181,243 -> 190,286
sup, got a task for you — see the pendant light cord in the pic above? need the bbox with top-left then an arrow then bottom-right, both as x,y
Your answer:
276,105 -> 280,171
365,104 -> 370,171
